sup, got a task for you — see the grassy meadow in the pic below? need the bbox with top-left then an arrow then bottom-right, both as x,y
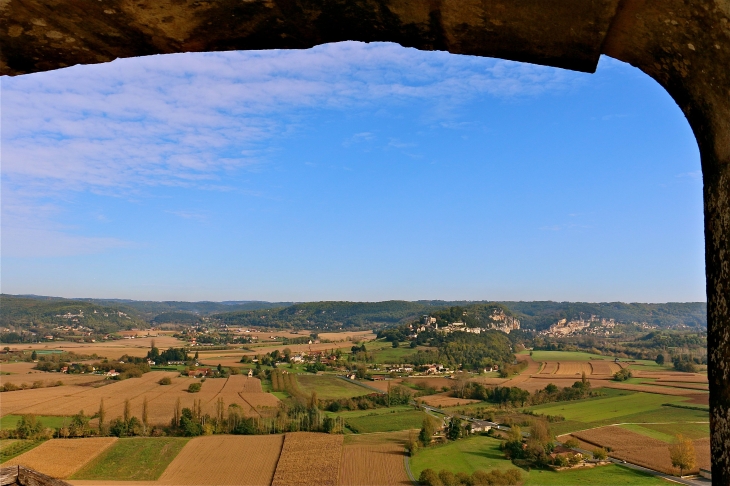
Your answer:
71,437 -> 189,481
527,391 -> 709,435
0,415 -> 71,430
409,435 -> 666,485
619,421 -> 710,442
345,410 -> 427,433
297,374 -> 370,399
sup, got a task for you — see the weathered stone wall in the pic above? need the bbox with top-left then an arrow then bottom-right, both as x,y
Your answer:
1,0 -> 622,75
2,0 -> 729,479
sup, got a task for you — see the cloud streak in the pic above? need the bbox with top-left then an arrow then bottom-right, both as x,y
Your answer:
2,41 -> 580,257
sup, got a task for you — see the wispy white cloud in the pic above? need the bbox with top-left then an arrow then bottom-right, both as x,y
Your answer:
676,171 -> 702,180
342,131 -> 376,147
2,41 -> 579,257
165,210 -> 208,222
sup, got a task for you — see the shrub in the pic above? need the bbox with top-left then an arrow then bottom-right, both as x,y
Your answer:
188,383 -> 201,393
593,448 -> 608,461
564,438 -> 580,449
15,415 -> 44,439
418,469 -> 442,486
158,377 -> 172,385
613,368 -> 632,381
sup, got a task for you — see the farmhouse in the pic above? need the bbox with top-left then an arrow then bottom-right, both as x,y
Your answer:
469,420 -> 492,433
550,445 -> 583,461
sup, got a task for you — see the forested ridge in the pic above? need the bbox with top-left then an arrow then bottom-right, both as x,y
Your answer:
0,294 -> 706,333
0,295 -> 147,333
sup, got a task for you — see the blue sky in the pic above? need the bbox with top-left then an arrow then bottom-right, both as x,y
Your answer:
0,42 -> 705,302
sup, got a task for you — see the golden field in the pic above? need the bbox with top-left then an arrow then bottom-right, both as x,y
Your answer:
158,435 -> 284,485
0,372 -> 277,424
2,438 -> 117,478
272,432 -> 344,486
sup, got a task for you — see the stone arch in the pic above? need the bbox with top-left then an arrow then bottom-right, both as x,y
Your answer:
2,0 -> 729,479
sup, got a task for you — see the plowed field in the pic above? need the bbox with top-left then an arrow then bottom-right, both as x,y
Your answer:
0,385 -> 91,415
539,362 -> 557,374
636,372 -> 708,383
159,435 -> 283,485
2,438 -> 117,478
417,393 -> 480,408
603,382 -> 704,396
0,374 -> 105,387
403,377 -> 454,390
339,442 -> 410,485
588,361 -> 621,375
272,432 -> 344,486
569,426 -> 710,474
555,362 -> 592,376
239,392 -> 280,409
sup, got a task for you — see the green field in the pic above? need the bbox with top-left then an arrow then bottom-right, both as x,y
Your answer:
528,351 -> 676,373
71,437 -> 188,481
410,435 -> 518,477
620,421 -> 709,442
528,392 -> 687,422
410,435 -> 667,485
0,415 -> 71,430
370,346 -> 417,364
527,392 -> 709,435
529,351 -> 612,361
297,374 -> 370,399
345,410 -> 427,433
326,405 -> 413,419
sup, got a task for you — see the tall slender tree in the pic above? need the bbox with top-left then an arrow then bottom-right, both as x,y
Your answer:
123,399 -> 131,423
98,398 -> 106,431
173,397 -> 181,427
142,396 -> 149,431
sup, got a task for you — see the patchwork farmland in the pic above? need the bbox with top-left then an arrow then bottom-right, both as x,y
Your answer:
565,426 -> 711,475
2,372 -> 278,425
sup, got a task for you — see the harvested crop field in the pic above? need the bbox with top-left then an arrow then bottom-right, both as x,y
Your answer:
6,372 -> 279,425
0,385 -> 92,415
684,394 -> 710,405
272,432 -> 344,486
567,426 -> 710,474
339,442 -> 410,485
318,331 -> 377,342
0,373 -> 105,388
2,437 -> 117,478
238,376 -> 264,393
506,377 -> 601,393
539,362 -> 558,374
501,356 -> 541,385
652,382 -> 709,391
603,382 -> 704,396
367,379 -> 402,392
589,361 -> 621,375
0,362 -> 40,374
636,372 -> 708,383
159,435 -> 283,485
403,377 -> 453,390
417,393 -> 480,408
469,377 -> 507,386
555,362 -> 592,376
